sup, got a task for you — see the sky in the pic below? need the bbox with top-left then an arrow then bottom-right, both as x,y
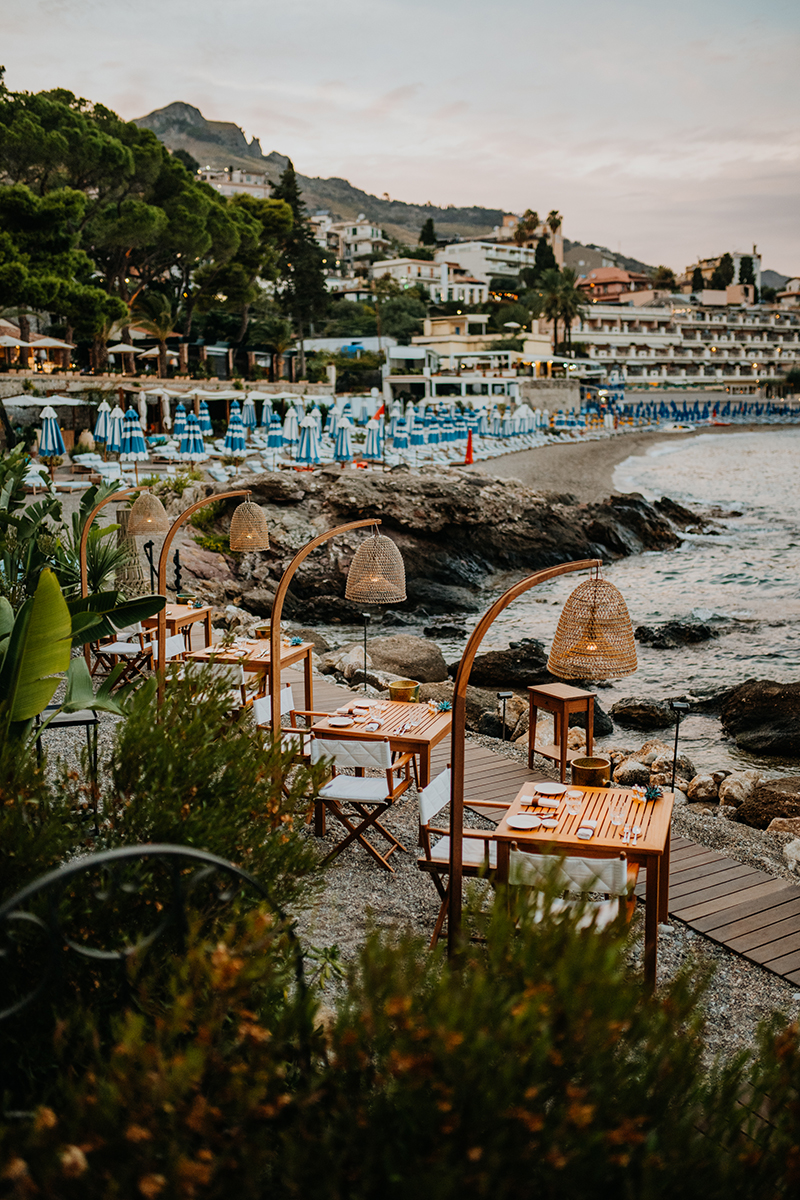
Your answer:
3,0 -> 799,272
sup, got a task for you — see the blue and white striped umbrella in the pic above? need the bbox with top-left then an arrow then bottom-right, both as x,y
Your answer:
259,399 -> 273,428
393,418 -> 409,451
478,409 -> 490,437
223,412 -> 247,455
107,406 -> 124,455
173,404 -> 187,441
282,407 -> 299,446
296,415 -> 321,465
120,407 -> 150,461
241,396 -> 257,432
230,399 -> 242,418
179,412 -> 208,461
93,400 -> 111,444
267,413 -> 283,450
363,418 -> 383,461
326,403 -> 341,439
334,418 -> 353,463
427,421 -> 440,446
410,425 -> 426,448
198,400 -> 213,437
501,411 -> 513,438
39,406 -> 66,457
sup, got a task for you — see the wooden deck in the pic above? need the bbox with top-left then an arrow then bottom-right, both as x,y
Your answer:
286,669 -> 800,986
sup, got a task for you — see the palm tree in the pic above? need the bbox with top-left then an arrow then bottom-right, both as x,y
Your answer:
132,295 -> 179,378
547,210 -> 563,243
513,209 -> 539,246
539,268 -> 563,356
558,269 -> 586,357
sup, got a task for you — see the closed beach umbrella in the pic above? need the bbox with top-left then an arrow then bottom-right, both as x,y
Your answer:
39,406 -> 66,457
309,404 -> 322,433
173,404 -> 187,441
363,417 -> 383,461
491,409 -> 503,437
137,393 -> 147,429
282,407 -> 299,447
410,425 -> 426,449
223,411 -> 247,455
120,407 -> 149,461
334,417 -> 354,464
179,412 -> 208,461
241,395 -> 257,434
107,406 -> 124,455
259,399 -> 273,428
93,399 -> 111,444
198,400 -> 213,437
326,402 -> 341,439
267,413 -> 283,450
296,414 -> 321,465
393,417 -> 409,451
230,399 -> 242,418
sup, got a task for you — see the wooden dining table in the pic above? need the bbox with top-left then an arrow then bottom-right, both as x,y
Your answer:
493,781 -> 674,988
182,639 -> 315,711
311,701 -> 452,789
143,603 -> 213,649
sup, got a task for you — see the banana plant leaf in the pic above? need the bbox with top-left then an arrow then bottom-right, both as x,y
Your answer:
67,592 -> 166,647
0,568 -> 72,740
34,657 -> 132,740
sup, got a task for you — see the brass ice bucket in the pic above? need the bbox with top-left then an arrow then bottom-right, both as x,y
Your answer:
254,622 -> 271,640
571,757 -> 611,788
389,679 -> 420,703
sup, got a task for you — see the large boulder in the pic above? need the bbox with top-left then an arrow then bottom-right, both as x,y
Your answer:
451,639 -> 552,688
635,621 -> 719,650
717,769 -> 763,808
737,776 -> 800,830
610,698 -> 677,730
720,679 -> 800,756
418,681 -> 497,731
766,817 -> 800,835
361,634 -> 448,683
613,759 -> 651,786
569,699 -> 614,737
686,774 -> 719,802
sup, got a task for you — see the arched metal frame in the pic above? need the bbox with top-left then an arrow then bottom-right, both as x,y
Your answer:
79,487 -> 136,665
447,558 -> 602,956
268,519 -> 382,732
156,490 -> 248,701
0,844 -> 301,1024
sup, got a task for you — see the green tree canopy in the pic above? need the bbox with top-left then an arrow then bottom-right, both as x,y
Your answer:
710,252 -> 735,290
271,159 -> 328,375
691,266 -> 705,292
419,216 -> 436,245
738,255 -> 755,286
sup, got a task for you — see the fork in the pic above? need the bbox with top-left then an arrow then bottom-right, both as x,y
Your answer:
623,825 -> 631,845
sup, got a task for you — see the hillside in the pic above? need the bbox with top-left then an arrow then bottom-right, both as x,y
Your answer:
134,102 -> 505,242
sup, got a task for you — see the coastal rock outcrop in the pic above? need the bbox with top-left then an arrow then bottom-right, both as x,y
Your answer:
717,770 -> 763,808
719,679 -> 800,755
737,776 -> 800,830
609,698 -> 677,730
635,621 -> 720,650
686,774 -> 719,802
450,639 -> 552,688
320,634 -> 447,684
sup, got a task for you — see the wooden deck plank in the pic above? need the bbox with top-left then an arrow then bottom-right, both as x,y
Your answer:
689,885 -> 800,933
672,880 -> 790,923
668,866 -> 768,900
669,859 -> 759,887
725,904 -> 800,952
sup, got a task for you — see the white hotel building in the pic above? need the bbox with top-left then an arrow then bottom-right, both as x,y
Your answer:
574,301 -> 800,388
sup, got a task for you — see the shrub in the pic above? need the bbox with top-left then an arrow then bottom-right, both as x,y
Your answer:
3,893 -> 800,1198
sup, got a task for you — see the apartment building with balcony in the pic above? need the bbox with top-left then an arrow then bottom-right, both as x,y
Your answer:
369,258 -> 489,305
433,241 -> 539,286
577,266 -> 653,303
197,167 -> 272,198
573,301 -> 800,388
680,249 -> 763,292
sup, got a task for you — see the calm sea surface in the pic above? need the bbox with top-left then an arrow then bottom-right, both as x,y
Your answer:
322,429 -> 800,776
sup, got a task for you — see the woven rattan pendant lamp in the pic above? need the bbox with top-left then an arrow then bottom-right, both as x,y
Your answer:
547,571 -> 637,680
345,529 -> 406,605
346,529 -> 406,692
127,492 -> 170,535
229,494 -> 270,551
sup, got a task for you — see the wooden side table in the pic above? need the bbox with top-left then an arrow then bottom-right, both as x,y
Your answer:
527,682 -> 595,781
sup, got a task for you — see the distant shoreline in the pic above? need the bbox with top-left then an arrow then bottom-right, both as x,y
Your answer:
471,424 -> 785,505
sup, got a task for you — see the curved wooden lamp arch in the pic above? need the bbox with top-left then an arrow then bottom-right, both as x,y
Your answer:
447,557 -> 602,957
268,518 -> 381,731
156,490 -> 249,701
79,488 -> 136,596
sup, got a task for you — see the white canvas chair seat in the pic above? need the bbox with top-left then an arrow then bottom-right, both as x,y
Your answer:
152,634 -> 185,668
310,736 -> 413,872
508,851 -> 636,931
91,622 -> 153,684
417,766 -> 510,948
428,835 -> 498,869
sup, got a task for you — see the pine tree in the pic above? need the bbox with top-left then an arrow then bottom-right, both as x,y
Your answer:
419,217 -> 436,246
738,255 -> 755,286
271,159 -> 328,377
710,252 -> 735,290
534,235 -> 557,277
691,266 -> 704,292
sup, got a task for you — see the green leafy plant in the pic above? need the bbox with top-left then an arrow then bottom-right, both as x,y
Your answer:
52,481 -> 133,596
189,500 -> 224,531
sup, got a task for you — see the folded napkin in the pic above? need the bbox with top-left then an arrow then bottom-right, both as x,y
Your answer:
364,721 -> 382,731
576,827 -> 594,840
534,797 -> 560,809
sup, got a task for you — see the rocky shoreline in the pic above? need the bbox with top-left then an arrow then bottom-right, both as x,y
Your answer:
169,463 -> 800,879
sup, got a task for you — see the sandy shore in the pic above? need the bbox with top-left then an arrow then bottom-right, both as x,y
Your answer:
472,424 -> 778,504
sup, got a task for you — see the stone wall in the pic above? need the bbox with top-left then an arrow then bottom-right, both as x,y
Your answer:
517,378 -> 581,411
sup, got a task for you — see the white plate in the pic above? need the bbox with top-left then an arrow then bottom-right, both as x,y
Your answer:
540,817 -> 559,828
534,782 -> 569,796
329,717 -> 354,728
507,814 -> 541,830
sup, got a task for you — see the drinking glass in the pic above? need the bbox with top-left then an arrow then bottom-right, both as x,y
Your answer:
609,798 -> 626,827
564,790 -> 583,816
